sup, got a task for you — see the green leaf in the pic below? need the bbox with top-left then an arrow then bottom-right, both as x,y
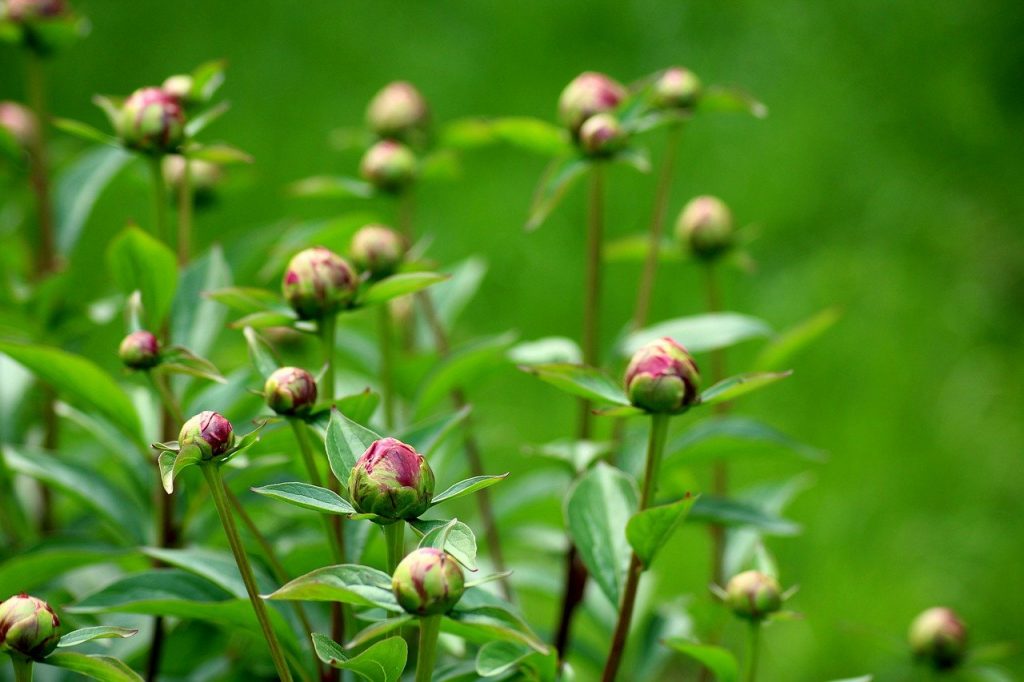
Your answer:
662,640 -> 738,682
442,614 -> 548,655
55,146 -> 133,255
416,257 -> 487,335
525,157 -> 589,231
603,233 -> 681,264
289,175 -> 375,199
312,634 -> 408,682
524,439 -> 612,474
697,85 -> 768,118
689,497 -> 800,535
565,462 -> 638,606
266,564 -> 399,611
507,336 -> 582,365
666,416 -> 825,465
172,246 -> 232,361
476,640 -> 534,677
206,286 -> 286,314
188,143 -> 253,164
335,389 -> 381,426
0,342 -> 143,445
91,95 -> 123,130
754,307 -> 841,372
140,546 -> 275,599
345,616 -> 414,649
624,313 -> 772,356
409,518 -> 478,571
52,117 -> 119,146
230,310 -> 299,329
432,474 -> 509,506
520,363 -> 630,406
165,444 -> 202,494
58,626 -> 138,648
443,117 -> 571,156
626,494 -> 698,568
157,451 -> 175,496
362,272 -> 448,306
700,372 -> 792,406
416,332 -> 518,413
326,407 -> 381,485
252,481 -> 356,515
185,101 -> 230,137
43,652 -> 144,682
243,326 -> 281,379
107,225 -> 179,328
190,59 -> 227,101
0,544 -> 128,593
398,406 -> 470,458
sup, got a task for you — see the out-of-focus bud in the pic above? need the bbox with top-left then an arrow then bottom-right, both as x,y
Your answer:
118,330 -> 161,370
282,247 -> 359,320
349,437 -> 434,522
264,367 -> 317,417
161,74 -> 194,103
675,195 -> 735,261
909,607 -> 967,670
391,548 -> 465,616
651,67 -> 702,111
366,81 -> 430,141
350,224 -> 406,280
360,140 -> 416,192
0,101 -> 37,148
578,112 -> 625,157
178,411 -> 235,460
625,337 -> 700,414
0,594 -> 61,659
724,571 -> 783,621
162,155 -> 223,197
118,87 -> 185,154
3,0 -> 66,21
557,71 -> 626,137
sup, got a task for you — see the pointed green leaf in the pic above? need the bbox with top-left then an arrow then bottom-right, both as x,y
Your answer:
507,336 -> 582,365
345,616 -> 414,649
107,225 -> 178,328
626,494 -> 698,568
362,272 -> 448,306
188,143 -> 253,164
58,626 -> 138,649
289,175 -> 375,199
312,633 -> 407,682
398,406 -> 470,458
416,332 -> 518,413
43,652 -> 144,682
689,496 -> 800,535
157,451 -> 175,494
625,313 -> 772,356
141,546 -> 275,599
662,640 -> 738,682
525,157 -> 589,231
52,117 -> 119,146
326,407 -> 381,485
170,444 -> 202,491
697,85 -> 768,118
432,474 -> 509,506
171,246 -> 232,361
242,326 -> 280,379
252,481 -> 356,515
520,363 -> 629,406
206,286 -> 286,314
266,564 -> 398,610
185,100 -> 230,137
442,614 -> 548,655
409,518 -> 478,571
476,640 -> 534,677
0,544 -> 129,594
700,372 -> 792,406
55,145 -> 134,256
754,307 -> 841,372
666,416 -> 825,465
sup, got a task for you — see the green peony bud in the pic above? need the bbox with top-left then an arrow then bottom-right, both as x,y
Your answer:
161,74 -> 194,103
282,247 -> 359,320
349,224 -> 406,280
0,594 -> 61,660
909,607 -> 967,670
0,102 -> 37,148
264,367 -> 317,416
391,548 -> 465,616
366,81 -> 430,141
578,112 -> 625,157
118,87 -> 185,154
162,155 -> 223,199
118,330 -> 161,370
624,337 -> 700,414
651,67 -> 702,111
724,570 -> 783,621
675,195 -> 734,261
3,0 -> 66,21
557,71 -> 626,137
349,437 -> 434,522
178,411 -> 235,460
360,140 -> 416,192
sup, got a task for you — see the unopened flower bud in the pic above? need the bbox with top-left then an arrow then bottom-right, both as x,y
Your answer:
725,571 -> 782,621
178,411 -> 234,460
366,81 -> 430,141
118,330 -> 160,370
3,0 -> 65,21
264,367 -> 317,416
651,67 -> 702,111
578,113 -> 625,157
161,74 -> 194,103
360,140 -> 416,192
162,155 -> 222,197
282,247 -> 358,320
625,337 -> 700,414
0,594 -> 61,659
391,548 -> 465,616
349,437 -> 434,522
350,224 -> 406,280
0,102 -> 37,148
909,607 -> 967,670
557,71 -> 626,137
675,195 -> 734,261
118,87 -> 185,154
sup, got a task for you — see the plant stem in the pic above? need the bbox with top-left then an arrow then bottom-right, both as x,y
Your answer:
148,371 -> 184,424
704,263 -> 730,586
176,156 -> 193,265
745,621 -> 761,682
600,413 -> 670,682
148,157 -> 171,245
377,304 -> 396,429
319,313 -> 337,401
200,462 -> 293,682
383,521 -> 405,574
290,420 -> 344,562
11,656 -> 32,682
414,615 -> 442,682
555,161 -> 605,657
632,124 -> 682,329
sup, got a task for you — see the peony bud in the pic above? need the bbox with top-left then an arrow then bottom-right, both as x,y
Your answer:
118,87 -> 185,154
0,101 -> 37,148
3,0 -> 66,21
360,140 -> 416,192
118,330 -> 161,370
178,411 -> 235,460
651,67 -> 702,111
264,367 -> 317,417
0,594 -> 61,659
578,112 -> 625,157
349,437 -> 434,522
282,247 -> 359,320
725,571 -> 783,621
161,74 -> 194,103
366,81 -> 430,141
625,337 -> 700,414
391,548 -> 465,616
349,224 -> 406,280
675,195 -> 734,261
909,607 -> 967,670
162,155 -> 223,197
557,71 -> 626,137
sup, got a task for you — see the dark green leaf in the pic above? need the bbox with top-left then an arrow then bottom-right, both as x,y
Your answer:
416,332 -> 518,413
662,640 -> 738,682
172,246 -> 232,361
689,497 -> 800,535
55,146 -> 134,256
335,389 -> 381,426
107,225 -> 178,328
43,652 -> 144,682
700,372 -> 792,406
442,614 -> 548,655
626,494 -> 698,568
267,564 -> 398,611
666,416 -> 825,465
476,641 -> 533,677
326,408 -> 381,485
625,313 -> 772,356
432,474 -> 509,506
252,482 -> 356,515
58,626 -> 138,648
520,362 -> 630,406
312,633 -> 407,682
0,544 -> 129,593
141,546 -> 275,599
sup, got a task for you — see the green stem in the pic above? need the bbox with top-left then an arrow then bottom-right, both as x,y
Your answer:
176,155 -> 193,265
200,463 -> 293,682
704,263 -> 730,586
290,419 -> 343,563
745,621 -> 761,682
378,304 -> 396,429
383,521 -> 405,574
148,157 -> 171,245
319,313 -> 338,401
11,656 -> 32,682
25,52 -> 56,277
600,413 -> 670,682
148,370 -> 184,424
414,615 -> 442,682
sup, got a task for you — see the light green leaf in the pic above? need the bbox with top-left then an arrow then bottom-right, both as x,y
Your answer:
624,313 -> 772,356
172,246 -> 231,361
700,372 -> 792,406
107,225 -> 178,328
520,362 -> 630,406
524,439 -> 612,474
416,333 -> 518,413
267,564 -> 399,611
697,85 -> 768,118
140,546 -> 275,599
52,118 -> 118,146
603,233 -> 681,264
43,652 -> 144,682
230,310 -> 299,329
432,474 -> 509,506
689,497 -> 800,535
626,494 -> 698,568
0,544 -> 129,593
206,286 -> 286,315
362,272 -> 448,306
409,518 -> 478,571
58,626 -> 138,648
476,640 -> 533,677
345,616 -> 414,650
442,614 -> 548,655
326,407 -> 381,485
188,143 -> 253,164
289,175 -> 375,199
755,307 -> 841,372
166,444 -> 202,494
525,157 -> 589,232
417,257 -> 487,334
312,633 -> 407,682
507,336 -> 582,365
252,481 -> 356,515
442,117 -> 570,156
335,389 -> 381,426
662,640 -> 738,682
243,326 -> 281,379
398,406 -> 470,458
55,145 -> 133,255
666,416 -> 825,466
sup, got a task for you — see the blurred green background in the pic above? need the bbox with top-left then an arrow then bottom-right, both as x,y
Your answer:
3,0 -> 1024,679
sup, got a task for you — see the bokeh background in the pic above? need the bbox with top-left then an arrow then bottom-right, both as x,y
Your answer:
3,0 -> 1024,679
